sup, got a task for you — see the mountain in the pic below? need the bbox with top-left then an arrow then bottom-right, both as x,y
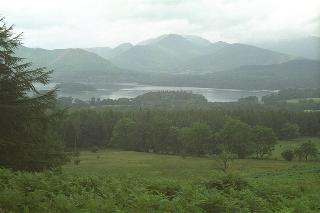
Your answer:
15,35 -> 319,90
111,45 -> 177,72
110,34 -> 294,74
140,34 -> 208,57
255,37 -> 320,60
86,43 -> 133,59
179,43 -> 293,74
143,59 -> 320,90
111,34 -> 229,72
84,46 -> 112,59
183,35 -> 213,47
195,59 -> 320,89
16,46 -> 120,81
110,43 -> 133,58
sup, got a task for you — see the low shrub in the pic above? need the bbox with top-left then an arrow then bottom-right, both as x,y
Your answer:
0,168 -> 318,212
281,150 -> 295,161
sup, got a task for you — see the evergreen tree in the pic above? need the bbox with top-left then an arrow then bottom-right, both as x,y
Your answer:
0,17 -> 65,171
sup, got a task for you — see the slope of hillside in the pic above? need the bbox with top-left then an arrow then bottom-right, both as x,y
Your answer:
84,46 -> 112,59
149,34 -> 205,58
183,35 -> 213,47
111,34 -> 229,73
138,59 -> 320,90
255,37 -> 320,60
180,43 -> 293,74
111,34 -> 293,74
86,43 -> 133,59
203,59 -> 320,89
16,46 -> 120,81
111,45 -> 178,72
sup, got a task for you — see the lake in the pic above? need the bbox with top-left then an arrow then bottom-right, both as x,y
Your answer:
44,83 -> 276,102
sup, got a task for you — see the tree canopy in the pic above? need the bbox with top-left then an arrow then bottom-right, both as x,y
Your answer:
0,17 -> 65,171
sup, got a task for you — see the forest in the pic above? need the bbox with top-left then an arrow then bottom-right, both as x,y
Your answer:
59,108 -> 320,158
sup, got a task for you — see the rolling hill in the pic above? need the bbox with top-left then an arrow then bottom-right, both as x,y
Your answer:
180,59 -> 320,89
179,43 -> 293,74
111,44 -> 178,73
16,46 -> 121,81
211,59 -> 320,89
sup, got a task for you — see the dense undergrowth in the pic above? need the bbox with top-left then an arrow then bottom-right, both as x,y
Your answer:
0,166 -> 319,212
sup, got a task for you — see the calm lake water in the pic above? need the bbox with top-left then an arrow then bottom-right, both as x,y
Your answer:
40,83 -> 276,102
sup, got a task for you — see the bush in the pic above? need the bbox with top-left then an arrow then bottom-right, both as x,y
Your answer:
146,180 -> 181,200
73,159 -> 81,165
204,174 -> 249,191
0,168 -> 318,212
281,150 -> 295,161
91,146 -> 99,153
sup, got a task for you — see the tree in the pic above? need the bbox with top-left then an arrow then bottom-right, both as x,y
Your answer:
178,122 -> 212,156
149,116 -> 173,153
252,126 -> 277,159
213,145 -> 235,173
294,147 -> 304,161
218,118 -> 254,159
111,118 -> 138,150
0,17 -> 65,171
280,122 -> 300,140
299,141 -> 318,161
238,96 -> 259,104
281,150 -> 294,161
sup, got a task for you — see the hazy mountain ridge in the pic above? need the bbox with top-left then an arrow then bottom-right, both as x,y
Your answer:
200,59 -> 320,89
16,46 -> 120,81
110,34 -> 231,73
16,34 -> 320,90
89,34 -> 294,74
254,36 -> 320,60
114,34 -> 208,72
179,43 -> 293,73
142,59 -> 320,90
85,43 -> 133,59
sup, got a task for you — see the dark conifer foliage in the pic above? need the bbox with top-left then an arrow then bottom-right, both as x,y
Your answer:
0,17 -> 65,171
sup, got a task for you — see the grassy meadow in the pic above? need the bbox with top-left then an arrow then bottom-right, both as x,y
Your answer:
63,137 -> 320,179
273,137 -> 320,159
1,137 -> 320,212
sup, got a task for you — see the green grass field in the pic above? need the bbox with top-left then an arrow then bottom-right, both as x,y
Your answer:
273,137 -> 320,159
63,137 -> 320,180
61,137 -> 320,210
1,137 -> 320,212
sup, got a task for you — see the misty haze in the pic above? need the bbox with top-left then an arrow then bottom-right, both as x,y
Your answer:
1,0 -> 320,212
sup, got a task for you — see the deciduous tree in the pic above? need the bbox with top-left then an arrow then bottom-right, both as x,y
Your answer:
252,126 -> 277,159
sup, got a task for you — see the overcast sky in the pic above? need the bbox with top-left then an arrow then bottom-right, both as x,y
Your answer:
1,0 -> 319,49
